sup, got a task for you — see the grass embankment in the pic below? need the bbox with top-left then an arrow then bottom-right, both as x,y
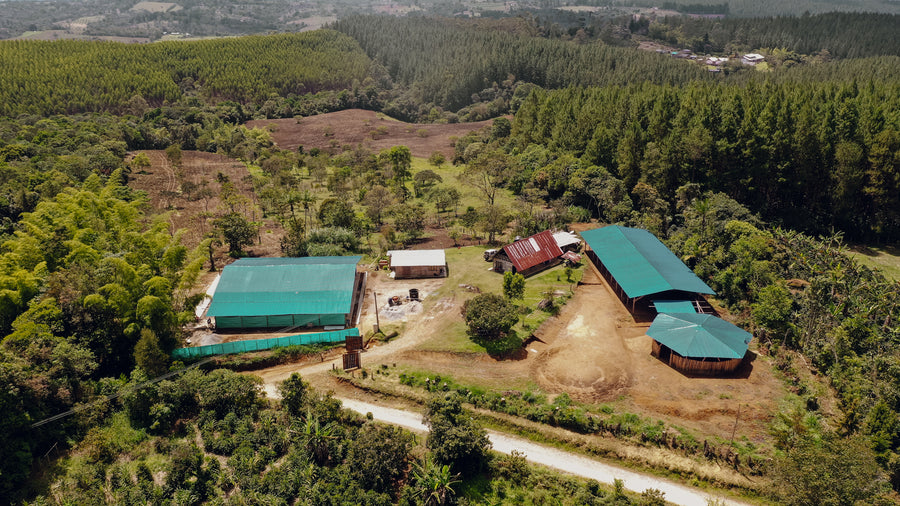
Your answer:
333,365 -> 772,503
197,343 -> 340,371
848,244 -> 900,281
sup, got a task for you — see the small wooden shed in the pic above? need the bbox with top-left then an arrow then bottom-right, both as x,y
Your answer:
493,230 -> 563,277
388,249 -> 447,279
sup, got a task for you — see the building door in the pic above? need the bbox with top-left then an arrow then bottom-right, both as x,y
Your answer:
658,344 -> 671,363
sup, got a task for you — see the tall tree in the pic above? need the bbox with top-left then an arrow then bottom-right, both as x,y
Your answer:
363,185 -> 394,225
462,149 -> 517,206
134,328 -> 169,377
213,212 -> 257,255
502,272 -> 526,301
423,393 -> 491,475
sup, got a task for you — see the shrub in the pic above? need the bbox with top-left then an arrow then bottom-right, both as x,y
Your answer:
463,293 -> 518,340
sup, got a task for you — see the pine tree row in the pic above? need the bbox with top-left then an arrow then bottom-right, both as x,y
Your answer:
0,31 -> 372,117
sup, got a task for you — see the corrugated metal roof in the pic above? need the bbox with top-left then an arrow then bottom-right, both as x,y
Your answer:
653,300 -> 697,313
647,313 -> 752,359
580,226 -> 715,298
230,256 -> 360,266
387,249 -> 447,267
553,231 -> 581,249
207,256 -> 361,317
503,230 -> 563,272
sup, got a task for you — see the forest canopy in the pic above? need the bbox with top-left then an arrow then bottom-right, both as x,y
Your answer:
508,79 -> 900,240
0,30 -> 373,117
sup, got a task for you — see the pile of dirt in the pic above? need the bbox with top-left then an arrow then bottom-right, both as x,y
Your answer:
531,277 -> 635,401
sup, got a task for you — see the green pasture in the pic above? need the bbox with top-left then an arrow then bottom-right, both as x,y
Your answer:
415,245 -> 583,353
848,244 -> 900,281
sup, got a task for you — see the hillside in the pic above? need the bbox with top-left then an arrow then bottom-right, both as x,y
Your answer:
247,110 -> 499,159
1,18 -> 899,505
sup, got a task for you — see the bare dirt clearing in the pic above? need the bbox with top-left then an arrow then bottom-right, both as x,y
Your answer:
127,150 -> 285,257
533,267 -> 634,400
532,263 -> 783,444
247,109 -> 499,159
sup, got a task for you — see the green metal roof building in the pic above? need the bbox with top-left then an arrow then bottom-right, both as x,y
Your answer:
580,226 -> 714,312
647,313 -> 753,375
207,256 -> 362,329
580,225 -> 751,376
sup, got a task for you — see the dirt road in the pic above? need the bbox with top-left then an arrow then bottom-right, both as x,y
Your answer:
533,267 -> 636,400
255,277 -> 456,395
338,398 -> 750,506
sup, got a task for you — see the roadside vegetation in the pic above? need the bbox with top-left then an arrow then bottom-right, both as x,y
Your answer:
341,364 -> 768,485
28,371 -> 654,505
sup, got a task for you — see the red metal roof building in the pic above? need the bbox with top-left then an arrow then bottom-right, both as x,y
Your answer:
493,230 -> 564,277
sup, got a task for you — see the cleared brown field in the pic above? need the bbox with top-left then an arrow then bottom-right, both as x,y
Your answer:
247,109 -> 500,159
131,1 -> 183,13
127,150 -> 285,261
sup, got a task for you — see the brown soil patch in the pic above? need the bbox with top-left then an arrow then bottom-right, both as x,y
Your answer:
246,109 -> 499,159
532,261 -> 784,444
532,267 -> 634,400
127,150 -> 285,262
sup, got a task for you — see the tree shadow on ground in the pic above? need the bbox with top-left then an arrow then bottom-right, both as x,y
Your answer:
850,243 -> 900,257
471,330 -> 527,360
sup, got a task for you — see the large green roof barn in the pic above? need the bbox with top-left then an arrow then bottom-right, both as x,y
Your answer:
206,256 -> 363,329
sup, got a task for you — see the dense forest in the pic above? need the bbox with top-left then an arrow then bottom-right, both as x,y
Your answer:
0,31 -> 373,117
1,9 -> 900,504
508,80 -> 900,239
645,12 -> 900,58
626,0 -> 900,16
328,16 -> 900,240
332,16 -> 712,114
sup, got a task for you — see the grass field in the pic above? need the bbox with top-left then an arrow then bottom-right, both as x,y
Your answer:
418,245 -> 583,353
848,244 -> 900,281
410,155 -> 518,219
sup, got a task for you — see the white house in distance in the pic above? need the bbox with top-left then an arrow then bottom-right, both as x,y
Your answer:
742,53 -> 765,65
387,249 -> 448,278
